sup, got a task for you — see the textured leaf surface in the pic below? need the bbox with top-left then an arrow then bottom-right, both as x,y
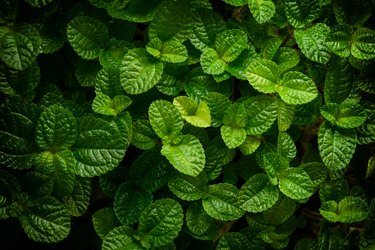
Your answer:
262,152 -> 289,185
300,162 -> 327,187
148,100 -> 184,139
277,132 -> 297,160
239,136 -> 261,155
173,96 -> 211,128
239,173 -> 279,213
161,134 -> 205,177
24,0 -> 54,7
319,178 -> 349,203
320,103 -> 367,129
221,126 -> 246,149
263,195 -> 296,225
214,29 -> 248,63
318,121 -> 357,171
147,38 -> 188,63
326,25 -> 352,58
131,120 -> 157,150
277,71 -> 318,105
93,208 -> 121,240
285,0 -> 320,28
273,47 -> 300,73
320,197 -> 369,223
294,23 -> 331,64
351,28 -> 375,60
246,59 -> 279,93
92,93 -> 132,116
168,172 -> 207,201
202,183 -> 245,221
276,97 -> 295,131
279,168 -> 315,200
34,150 -> 76,176
186,203 -> 213,235
136,198 -> 183,248
200,48 -> 226,75
62,177 -> 91,217
95,68 -> 123,98
120,48 -> 163,94
217,232 -> 251,249
102,226 -> 143,250
66,16 -> 109,59
248,0 -> 276,24
204,92 -> 231,127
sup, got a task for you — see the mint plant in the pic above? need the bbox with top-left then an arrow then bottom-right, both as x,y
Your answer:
1,0 -> 375,249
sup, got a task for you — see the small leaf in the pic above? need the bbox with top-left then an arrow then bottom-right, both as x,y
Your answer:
202,183 -> 245,221
277,71 -> 318,105
168,172 -> 208,201
95,68 -> 123,98
66,16 -> 109,59
102,226 -> 143,250
273,47 -> 300,73
120,48 -> 164,94
186,202 -> 213,236
75,59 -> 101,87
277,132 -> 296,161
93,208 -> 121,240
320,103 -> 367,129
351,27 -> 375,60
136,198 -> 183,249
262,152 -> 289,185
214,29 -> 248,63
239,136 -> 261,155
279,168 -> 315,200
173,96 -> 211,128
217,232 -> 252,249
366,156 -> 375,179
131,120 -> 158,150
221,125 -> 247,149
246,59 -> 279,93
147,38 -> 188,63
161,134 -> 205,177
285,0 -> 320,28
204,92 -> 231,127
300,162 -> 327,187
239,173 -> 279,213
326,25 -> 352,58
93,93 -> 132,116
248,0 -> 276,24
200,48 -> 226,75
62,177 -> 91,217
276,97 -> 295,131
294,23 -> 331,64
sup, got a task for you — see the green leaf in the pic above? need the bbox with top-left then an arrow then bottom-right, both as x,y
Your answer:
319,178 -> 349,203
131,120 -> 158,150
217,232 -> 252,249
0,169 -> 21,219
321,103 -> 367,129
294,23 -> 331,64
242,95 -> 277,135
320,196 -> 369,223
222,102 -> 248,128
200,48 -> 226,75
136,198 -> 183,248
332,0 -> 372,28
262,152 -> 289,185
356,104 -> 375,145
260,227 -> 289,249
161,134 -> 205,177
19,197 -> 71,243
62,177 -> 91,217
366,156 -> 375,179
221,126 -> 247,149
214,29 -> 248,63
285,0 -> 320,28
20,172 -> 53,198
279,168 -> 315,200
0,24 -> 41,70
35,104 -> 77,151
300,162 -> 327,187
318,121 -> 357,172
34,149 -> 76,174
102,226 -> 144,250
120,48 -> 164,94
351,27 -> 375,60
95,67 -> 123,98
114,183 -> 153,225
248,0 -> 276,24
73,115 -> 129,177
239,173 -> 279,213
239,136 -> 261,155
277,71 -> 318,105
93,208 -> 121,240
75,59 -> 101,87
326,25 -> 352,58
66,16 -> 109,59
168,172 -> 207,201
24,0 -> 54,7
147,38 -> 188,63
148,100 -> 184,139
93,93 -> 132,116
173,96 -> 211,128
202,183 -> 245,221
204,92 -> 231,127
277,132 -> 296,161
186,202 -> 213,235
273,47 -> 300,73
263,195 -> 296,225
276,97 -> 295,131
99,38 -> 134,70
221,0 -> 247,6
51,168 -> 75,198
246,59 -> 279,93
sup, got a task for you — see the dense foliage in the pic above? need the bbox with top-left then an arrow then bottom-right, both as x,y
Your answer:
1,0 -> 375,249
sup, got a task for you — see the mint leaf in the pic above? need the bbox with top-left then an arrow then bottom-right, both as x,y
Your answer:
326,25 -> 352,58
262,152 -> 289,185
320,178 -> 349,204
168,172 -> 208,201
161,134 -> 205,177
273,47 -> 300,73
246,59 -> 279,93
186,202 -> 213,235
95,68 -> 123,98
300,162 -> 327,187
320,197 -> 369,223
320,103 -> 367,129
214,29 -> 248,63
202,183 -> 245,221
263,195 -> 296,225
200,48 -> 226,75
136,198 -> 183,248
285,0 -> 320,28
120,48 -> 163,94
0,169 -> 20,219
277,132 -> 297,161
221,125 -> 247,149
99,38 -> 134,70
239,136 -> 261,155
239,173 -> 279,213
276,97 -> 295,131
131,120 -> 158,150
173,96 -> 211,128
66,16 -> 109,59
92,93 -> 132,116
147,38 -> 188,63
221,102 -> 247,148
148,100 -> 184,139
277,71 -> 318,105
351,27 -> 375,60
34,149 -> 76,175
204,92 -> 231,127
217,232 -> 252,249
102,226 -> 143,250
93,208 -> 121,239
248,0 -> 276,24
294,23 -> 331,64
62,177 -> 91,217
318,121 -> 357,172
279,168 -> 315,200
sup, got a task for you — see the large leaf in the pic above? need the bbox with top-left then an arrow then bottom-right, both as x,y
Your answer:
19,197 -> 71,243
351,27 -> 375,60
248,0 -> 276,24
285,0 -> 320,28
202,183 -> 245,221
318,121 -> 357,172
161,134 -> 205,177
276,71 -> 318,105
95,67 -> 123,98
168,172 -> 208,201
135,198 -> 183,248
320,103 -> 367,129
102,226 -> 143,250
294,23 -> 331,64
120,48 -> 164,95
278,168 -> 315,200
239,173 -> 279,213
246,59 -> 279,93
66,16 -> 109,59
214,29 -> 248,63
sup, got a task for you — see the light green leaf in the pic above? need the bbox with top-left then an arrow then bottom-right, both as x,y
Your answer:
242,95 -> 277,135
351,27 -> 375,60
260,37 -> 282,60
114,183 -> 153,225
93,208 -> 121,240
120,48 -> 164,94
186,203 -> 213,235
131,120 -> 158,150
277,132 -> 296,160
294,23 -> 331,64
239,136 -> 261,155
200,48 -> 226,75
147,38 -> 188,63
285,0 -> 320,28
161,134 -> 205,177
277,71 -> 318,105
204,92 -> 231,127
276,97 -> 295,132
102,226 -> 143,250
202,183 -> 245,221
34,149 -> 76,175
148,100 -> 184,139
366,156 -> 375,179
24,0 -> 54,7
173,96 -> 211,128
320,103 -> 367,129
273,47 -> 300,73
246,59 -> 279,93
221,125 -> 247,149
320,196 -> 369,223
239,173 -> 279,213
19,197 -> 70,243
73,115 -> 129,177
168,172 -> 207,201
93,93 -> 132,116
136,198 -> 183,248
248,0 -> 276,24
326,25 -> 352,58
279,168 -> 315,200
62,177 -> 91,217
222,102 -> 247,128
216,232 -> 251,249
66,16 -> 109,59
262,152 -> 289,185
263,195 -> 296,225
214,29 -> 248,63
318,121 -> 357,171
